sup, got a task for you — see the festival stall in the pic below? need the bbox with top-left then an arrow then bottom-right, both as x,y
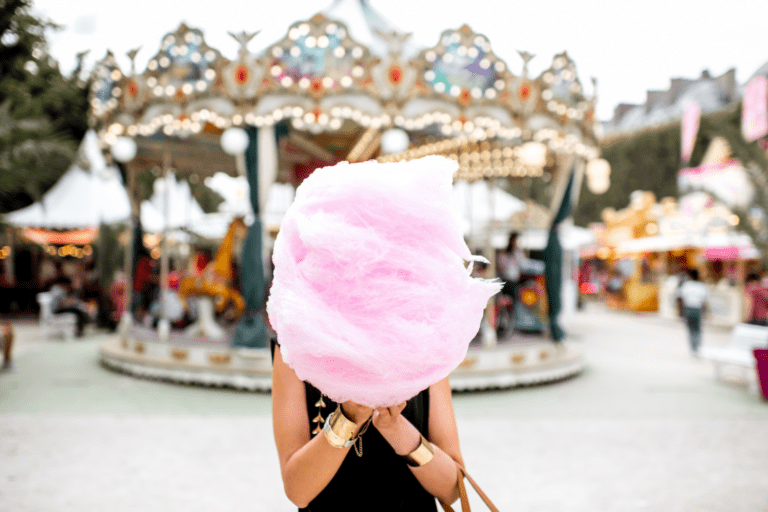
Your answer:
590,185 -> 760,326
93,0 -> 602,390
1,131 -> 132,312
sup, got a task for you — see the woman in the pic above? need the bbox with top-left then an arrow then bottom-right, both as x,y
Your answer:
272,341 -> 464,510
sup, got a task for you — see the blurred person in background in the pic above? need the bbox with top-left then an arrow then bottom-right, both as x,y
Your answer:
133,251 -> 159,324
497,232 -> 524,306
745,272 -> 768,326
109,270 -> 127,327
49,276 -> 91,337
1,322 -> 13,371
676,269 -> 708,355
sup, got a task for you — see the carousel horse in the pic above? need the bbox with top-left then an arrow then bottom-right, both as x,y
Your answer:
178,217 -> 247,338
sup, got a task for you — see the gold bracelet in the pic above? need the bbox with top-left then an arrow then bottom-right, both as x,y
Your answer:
322,404 -> 359,449
403,435 -> 435,467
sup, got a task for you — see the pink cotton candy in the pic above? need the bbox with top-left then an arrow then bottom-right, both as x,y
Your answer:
266,156 -> 501,407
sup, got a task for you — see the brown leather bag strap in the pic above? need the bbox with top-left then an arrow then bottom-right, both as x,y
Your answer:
438,465 -> 500,512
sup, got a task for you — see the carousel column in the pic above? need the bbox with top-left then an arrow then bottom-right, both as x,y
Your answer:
111,136 -> 138,334
224,125 -> 274,348
483,178 -> 498,348
157,150 -> 172,341
545,154 -> 577,342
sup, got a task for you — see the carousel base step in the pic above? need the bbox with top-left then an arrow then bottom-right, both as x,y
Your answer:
100,335 -> 583,393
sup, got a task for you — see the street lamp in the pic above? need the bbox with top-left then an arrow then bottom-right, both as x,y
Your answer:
586,158 -> 611,195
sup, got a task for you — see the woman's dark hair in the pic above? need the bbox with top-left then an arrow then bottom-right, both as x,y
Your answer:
505,232 -> 519,252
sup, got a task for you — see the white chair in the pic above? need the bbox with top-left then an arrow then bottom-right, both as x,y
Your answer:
700,323 -> 768,393
36,292 -> 77,341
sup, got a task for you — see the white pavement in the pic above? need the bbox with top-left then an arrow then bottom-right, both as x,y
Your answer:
1,304 -> 767,512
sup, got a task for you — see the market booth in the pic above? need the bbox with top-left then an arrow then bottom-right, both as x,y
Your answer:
593,190 -> 761,326
1,131 -> 132,314
93,0 -> 603,390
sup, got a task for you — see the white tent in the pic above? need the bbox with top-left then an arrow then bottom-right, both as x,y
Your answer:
263,183 -> 295,231
140,172 -> 206,234
616,231 -> 757,257
4,131 -> 131,228
204,172 -> 252,218
513,225 -> 596,251
204,172 -> 295,233
451,180 -> 526,237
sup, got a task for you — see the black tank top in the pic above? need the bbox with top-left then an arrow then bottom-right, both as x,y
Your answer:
272,340 -> 438,511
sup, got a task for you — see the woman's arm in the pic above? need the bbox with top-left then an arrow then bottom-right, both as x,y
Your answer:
374,377 -> 463,504
272,345 -> 371,508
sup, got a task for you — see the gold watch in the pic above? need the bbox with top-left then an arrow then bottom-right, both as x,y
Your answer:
403,435 -> 435,467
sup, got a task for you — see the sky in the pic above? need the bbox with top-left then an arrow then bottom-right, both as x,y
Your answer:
31,0 -> 768,121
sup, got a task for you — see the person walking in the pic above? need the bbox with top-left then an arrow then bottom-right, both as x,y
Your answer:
676,269 -> 708,355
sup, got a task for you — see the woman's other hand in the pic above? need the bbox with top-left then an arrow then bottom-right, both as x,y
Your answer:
372,402 -> 407,432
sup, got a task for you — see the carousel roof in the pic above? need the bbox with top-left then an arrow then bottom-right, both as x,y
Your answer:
322,0 -> 421,58
3,131 -> 131,229
90,8 -> 601,182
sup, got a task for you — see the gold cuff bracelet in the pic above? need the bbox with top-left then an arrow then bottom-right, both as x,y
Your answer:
403,435 -> 435,467
322,404 -> 359,449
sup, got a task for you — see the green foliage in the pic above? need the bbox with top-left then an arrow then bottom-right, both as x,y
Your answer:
573,103 -> 768,268
187,179 -> 225,214
574,123 -> 682,226
0,0 -> 89,213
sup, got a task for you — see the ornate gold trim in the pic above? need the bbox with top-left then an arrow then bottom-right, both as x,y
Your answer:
208,353 -> 231,365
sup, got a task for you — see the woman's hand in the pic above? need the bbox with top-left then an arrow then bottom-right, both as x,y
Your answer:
341,401 -> 373,427
372,402 -> 407,432
373,402 -> 422,457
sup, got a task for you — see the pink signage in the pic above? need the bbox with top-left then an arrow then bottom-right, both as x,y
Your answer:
681,102 -> 700,164
742,76 -> 768,142
705,246 -> 757,261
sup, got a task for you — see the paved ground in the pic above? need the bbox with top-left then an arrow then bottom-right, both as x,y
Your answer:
1,304 -> 767,511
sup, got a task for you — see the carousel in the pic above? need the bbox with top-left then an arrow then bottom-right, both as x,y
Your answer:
95,1 -> 603,391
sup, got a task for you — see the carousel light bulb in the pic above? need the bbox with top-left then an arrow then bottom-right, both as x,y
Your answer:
518,141 -> 547,168
111,136 -> 137,163
380,128 -> 409,155
220,127 -> 249,155
586,158 -> 611,194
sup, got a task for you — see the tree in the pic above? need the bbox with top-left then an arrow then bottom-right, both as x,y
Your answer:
0,0 -> 89,213
574,103 -> 768,269
574,122 -> 681,227
696,106 -> 768,269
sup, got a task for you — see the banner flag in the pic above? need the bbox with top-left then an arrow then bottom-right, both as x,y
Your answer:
742,76 -> 768,142
681,102 -> 700,164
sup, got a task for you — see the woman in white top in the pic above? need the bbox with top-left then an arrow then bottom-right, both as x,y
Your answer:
676,269 -> 708,354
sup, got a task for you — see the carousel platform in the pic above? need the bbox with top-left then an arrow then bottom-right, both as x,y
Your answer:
450,336 -> 584,391
100,325 -> 583,392
100,325 -> 273,391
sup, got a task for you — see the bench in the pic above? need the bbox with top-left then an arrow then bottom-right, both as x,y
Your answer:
36,292 -> 77,341
699,323 -> 768,393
